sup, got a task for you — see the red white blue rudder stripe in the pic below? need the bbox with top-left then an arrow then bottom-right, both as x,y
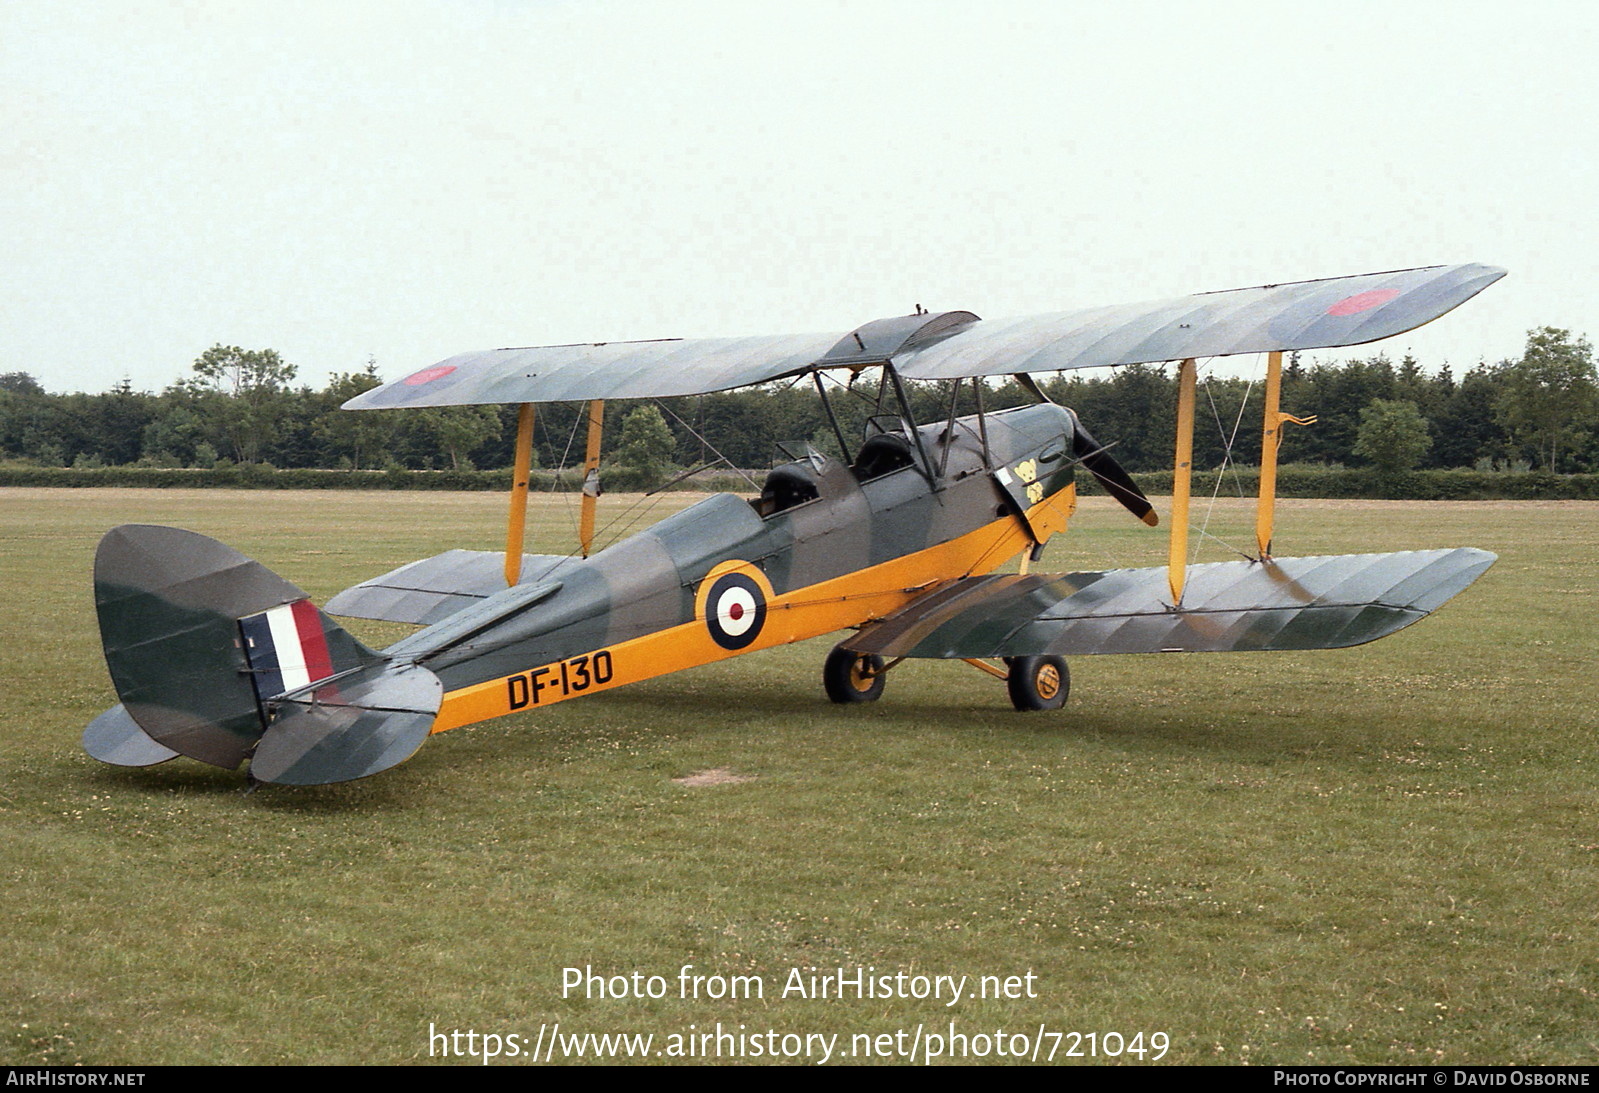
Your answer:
239,599 -> 336,702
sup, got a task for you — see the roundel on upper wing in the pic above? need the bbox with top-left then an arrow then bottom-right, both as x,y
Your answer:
1325,288 -> 1401,317
403,364 -> 458,386
704,571 -> 767,650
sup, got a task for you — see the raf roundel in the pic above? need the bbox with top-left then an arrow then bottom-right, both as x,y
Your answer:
705,571 -> 767,650
1325,288 -> 1401,317
402,364 -> 458,386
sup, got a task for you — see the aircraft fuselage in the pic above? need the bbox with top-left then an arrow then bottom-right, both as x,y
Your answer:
396,403 -> 1082,731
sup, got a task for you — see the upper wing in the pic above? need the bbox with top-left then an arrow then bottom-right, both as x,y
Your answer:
346,331 -> 844,408
892,263 -> 1505,381
841,549 -> 1496,658
346,264 -> 1504,408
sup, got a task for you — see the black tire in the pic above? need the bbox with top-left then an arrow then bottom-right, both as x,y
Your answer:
1006,655 -> 1069,711
823,647 -> 885,703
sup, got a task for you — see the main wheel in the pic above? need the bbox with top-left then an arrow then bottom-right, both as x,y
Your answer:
1006,655 -> 1069,711
823,647 -> 885,703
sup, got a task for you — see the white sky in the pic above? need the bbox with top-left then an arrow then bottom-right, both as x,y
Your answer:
3,0 -> 1594,394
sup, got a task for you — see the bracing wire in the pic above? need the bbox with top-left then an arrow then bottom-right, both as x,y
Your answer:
501,408 -> 591,588
549,405 -> 585,490
651,398 -> 763,492
822,365 -> 889,410
575,392 -> 767,556
537,404 -> 587,559
1190,358 -> 1259,564
582,489 -> 675,556
538,373 -> 853,563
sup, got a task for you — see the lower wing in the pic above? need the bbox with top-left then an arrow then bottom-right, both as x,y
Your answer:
841,549 -> 1495,658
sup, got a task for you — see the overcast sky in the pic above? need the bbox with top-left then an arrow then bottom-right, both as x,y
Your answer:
3,0 -> 1594,394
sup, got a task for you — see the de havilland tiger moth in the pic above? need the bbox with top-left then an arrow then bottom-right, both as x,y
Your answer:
82,263 -> 1505,786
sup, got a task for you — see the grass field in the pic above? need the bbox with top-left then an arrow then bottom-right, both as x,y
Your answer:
2,487 -> 1595,1065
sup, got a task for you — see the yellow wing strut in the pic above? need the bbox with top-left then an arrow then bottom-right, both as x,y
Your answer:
1167,358 -> 1196,605
1254,351 -> 1316,559
579,400 -> 605,558
1255,351 -> 1283,558
504,402 -> 535,587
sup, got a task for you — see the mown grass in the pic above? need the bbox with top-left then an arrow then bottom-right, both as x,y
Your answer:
2,487 -> 1595,1065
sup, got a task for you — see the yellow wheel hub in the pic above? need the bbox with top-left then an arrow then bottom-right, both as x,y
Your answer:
1034,664 -> 1061,700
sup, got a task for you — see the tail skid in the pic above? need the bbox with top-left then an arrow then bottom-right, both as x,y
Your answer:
86,525 -> 441,785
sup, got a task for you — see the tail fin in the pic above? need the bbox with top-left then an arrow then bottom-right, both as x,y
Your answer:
88,525 -> 440,785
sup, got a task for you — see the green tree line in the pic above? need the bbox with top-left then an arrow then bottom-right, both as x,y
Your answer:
2,329 -> 1595,481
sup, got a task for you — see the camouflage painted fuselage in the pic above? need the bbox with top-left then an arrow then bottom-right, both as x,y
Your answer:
388,404 -> 1081,732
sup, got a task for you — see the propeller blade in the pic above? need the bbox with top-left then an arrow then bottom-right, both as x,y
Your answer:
1071,418 -> 1159,527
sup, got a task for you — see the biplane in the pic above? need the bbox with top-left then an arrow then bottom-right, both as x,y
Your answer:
84,263 -> 1504,786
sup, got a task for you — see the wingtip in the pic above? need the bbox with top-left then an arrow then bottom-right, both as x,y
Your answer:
1142,511 -> 1160,527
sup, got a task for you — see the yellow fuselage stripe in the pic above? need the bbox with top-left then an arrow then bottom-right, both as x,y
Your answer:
430,484 -> 1075,732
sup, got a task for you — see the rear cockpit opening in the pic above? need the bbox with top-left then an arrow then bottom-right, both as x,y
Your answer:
754,438 -> 889,518
754,441 -> 831,517
851,432 -> 915,482
756,463 -> 821,516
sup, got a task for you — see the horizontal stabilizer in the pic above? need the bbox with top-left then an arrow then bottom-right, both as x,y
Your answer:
327,549 -> 578,625
250,661 -> 443,786
843,549 -> 1496,659
83,704 -> 179,768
